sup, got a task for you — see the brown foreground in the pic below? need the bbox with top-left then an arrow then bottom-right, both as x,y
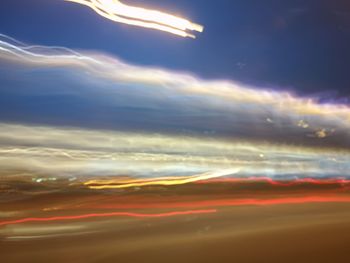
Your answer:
1,179 -> 350,262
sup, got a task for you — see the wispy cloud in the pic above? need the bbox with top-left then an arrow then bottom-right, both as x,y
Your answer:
0,35 -> 350,181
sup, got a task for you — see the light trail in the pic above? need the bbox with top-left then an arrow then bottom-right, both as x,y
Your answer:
65,0 -> 203,38
1,36 -> 350,180
1,123 -> 350,180
2,196 -> 349,227
85,169 -> 240,189
0,209 -> 217,227
196,177 -> 350,187
201,196 -> 350,208
91,196 -> 350,210
1,34 -> 350,125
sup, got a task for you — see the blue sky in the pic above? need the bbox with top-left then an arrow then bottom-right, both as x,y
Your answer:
1,0 -> 350,99
0,0 -> 350,179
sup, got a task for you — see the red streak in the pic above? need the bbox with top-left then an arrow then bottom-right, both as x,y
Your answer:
95,195 -> 350,209
0,209 -> 217,227
206,196 -> 350,207
196,177 -> 350,186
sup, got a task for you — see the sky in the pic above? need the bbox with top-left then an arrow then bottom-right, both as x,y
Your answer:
0,0 -> 350,180
1,0 -> 350,99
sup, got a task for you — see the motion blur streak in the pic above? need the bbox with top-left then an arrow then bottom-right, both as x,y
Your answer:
85,169 -> 239,189
1,123 -> 350,179
199,196 -> 350,208
202,196 -> 350,209
0,209 -> 217,227
65,0 -> 203,38
1,36 -> 350,180
1,35 -> 349,127
196,177 -> 350,187
92,196 -> 350,210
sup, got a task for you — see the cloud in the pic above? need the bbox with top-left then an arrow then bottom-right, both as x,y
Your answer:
1,34 -> 350,148
0,35 -> 350,180
0,122 -> 349,180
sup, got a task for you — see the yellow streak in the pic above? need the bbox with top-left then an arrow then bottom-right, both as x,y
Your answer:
65,0 -> 203,38
85,169 -> 239,189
